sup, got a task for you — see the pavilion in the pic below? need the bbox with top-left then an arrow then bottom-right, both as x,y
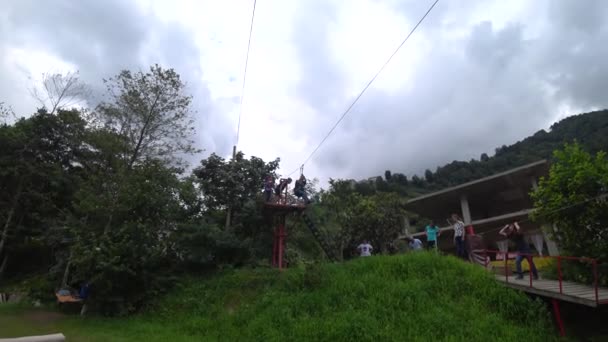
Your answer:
403,160 -> 560,257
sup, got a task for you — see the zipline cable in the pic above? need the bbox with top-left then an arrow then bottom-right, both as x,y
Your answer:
284,0 -> 440,177
235,0 -> 257,149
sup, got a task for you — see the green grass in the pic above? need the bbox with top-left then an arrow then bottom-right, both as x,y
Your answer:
0,253 -> 556,341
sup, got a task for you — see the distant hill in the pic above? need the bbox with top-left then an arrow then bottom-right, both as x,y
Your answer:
355,110 -> 608,197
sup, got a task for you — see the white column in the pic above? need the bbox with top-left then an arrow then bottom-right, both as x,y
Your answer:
460,195 -> 472,224
403,216 -> 411,236
543,224 -> 560,256
531,177 -> 538,190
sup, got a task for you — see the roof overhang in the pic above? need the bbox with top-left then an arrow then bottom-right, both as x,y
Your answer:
404,160 -> 549,222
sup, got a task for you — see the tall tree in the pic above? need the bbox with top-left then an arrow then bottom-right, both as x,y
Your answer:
95,64 -> 198,169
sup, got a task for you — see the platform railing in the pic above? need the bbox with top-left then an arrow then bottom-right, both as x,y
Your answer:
480,249 -> 605,306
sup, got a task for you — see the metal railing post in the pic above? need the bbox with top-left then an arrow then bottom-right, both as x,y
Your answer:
593,259 -> 599,305
557,256 -> 563,294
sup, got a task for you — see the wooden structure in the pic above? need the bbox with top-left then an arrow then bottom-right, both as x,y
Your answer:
264,201 -> 306,270
495,276 -> 608,307
0,334 -> 65,342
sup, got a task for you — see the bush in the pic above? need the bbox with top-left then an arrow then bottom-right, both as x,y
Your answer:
541,259 -> 608,287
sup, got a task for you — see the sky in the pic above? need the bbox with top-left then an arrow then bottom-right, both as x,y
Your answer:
2,0 -> 608,187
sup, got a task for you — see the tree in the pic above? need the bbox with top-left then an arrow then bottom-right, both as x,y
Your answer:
95,64 -> 198,169
30,71 -> 90,115
384,170 -> 392,182
424,169 -> 434,183
531,143 -> 608,262
0,109 -> 87,279
480,153 -> 490,162
193,152 -> 279,226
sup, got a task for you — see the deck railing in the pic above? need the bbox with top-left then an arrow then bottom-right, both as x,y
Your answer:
478,249 -> 605,306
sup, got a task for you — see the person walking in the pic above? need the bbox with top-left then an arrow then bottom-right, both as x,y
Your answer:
499,222 -> 538,280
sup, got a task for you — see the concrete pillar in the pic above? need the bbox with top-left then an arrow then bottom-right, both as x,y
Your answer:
543,224 -> 560,256
460,195 -> 472,224
403,216 -> 411,236
531,177 -> 538,190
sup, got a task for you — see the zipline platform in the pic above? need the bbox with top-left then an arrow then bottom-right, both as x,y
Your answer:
495,275 -> 608,307
263,202 -> 307,213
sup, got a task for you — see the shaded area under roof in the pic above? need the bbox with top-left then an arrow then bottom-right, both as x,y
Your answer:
405,160 -> 549,222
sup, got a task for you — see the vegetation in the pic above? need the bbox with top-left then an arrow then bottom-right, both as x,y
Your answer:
0,254 -> 556,341
531,143 -> 608,286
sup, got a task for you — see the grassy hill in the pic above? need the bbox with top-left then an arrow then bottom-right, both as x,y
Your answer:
0,253 -> 556,341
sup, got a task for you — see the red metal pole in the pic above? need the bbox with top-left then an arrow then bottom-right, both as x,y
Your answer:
593,260 -> 599,306
504,251 -> 509,283
557,256 -> 563,294
272,225 -> 278,268
552,298 -> 566,337
278,223 -> 284,270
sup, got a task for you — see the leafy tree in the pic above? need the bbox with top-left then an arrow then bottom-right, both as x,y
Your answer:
480,153 -> 490,162
193,152 -> 279,217
94,64 -> 198,169
0,109 -> 87,279
424,169 -> 434,183
531,143 -> 608,261
384,170 -> 392,182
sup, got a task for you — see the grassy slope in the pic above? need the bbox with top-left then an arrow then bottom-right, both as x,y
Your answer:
0,253 -> 556,341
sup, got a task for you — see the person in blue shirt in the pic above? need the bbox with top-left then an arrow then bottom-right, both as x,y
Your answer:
425,220 -> 441,250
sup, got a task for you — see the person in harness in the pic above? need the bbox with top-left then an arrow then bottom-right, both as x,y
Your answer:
294,174 -> 311,204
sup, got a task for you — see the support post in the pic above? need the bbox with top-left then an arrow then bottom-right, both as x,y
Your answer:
552,298 -> 566,337
460,195 -> 472,225
225,146 -> 237,230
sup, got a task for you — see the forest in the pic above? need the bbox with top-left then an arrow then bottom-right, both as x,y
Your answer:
1,65 -> 608,314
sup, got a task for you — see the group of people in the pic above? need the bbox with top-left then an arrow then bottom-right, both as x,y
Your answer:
263,174 -> 311,204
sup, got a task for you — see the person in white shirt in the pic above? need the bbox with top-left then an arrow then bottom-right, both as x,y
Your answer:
406,237 -> 423,251
357,240 -> 373,257
449,214 -> 467,259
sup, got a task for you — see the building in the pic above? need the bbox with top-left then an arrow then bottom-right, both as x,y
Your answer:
403,160 -> 559,257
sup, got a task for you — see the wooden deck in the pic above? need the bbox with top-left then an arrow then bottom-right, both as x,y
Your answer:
495,275 -> 608,307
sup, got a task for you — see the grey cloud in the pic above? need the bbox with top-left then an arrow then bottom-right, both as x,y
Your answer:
292,1 -> 608,181
1,0 -> 231,163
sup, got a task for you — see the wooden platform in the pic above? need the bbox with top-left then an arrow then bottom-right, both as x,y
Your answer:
495,275 -> 608,307
263,202 -> 307,213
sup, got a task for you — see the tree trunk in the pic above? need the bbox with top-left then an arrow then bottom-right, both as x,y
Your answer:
0,254 -> 8,280
0,182 -> 22,259
61,251 -> 72,287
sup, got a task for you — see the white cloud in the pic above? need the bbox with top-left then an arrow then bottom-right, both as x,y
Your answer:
2,0 -> 608,188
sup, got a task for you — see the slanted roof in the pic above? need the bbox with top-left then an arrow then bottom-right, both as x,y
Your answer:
405,160 -> 549,222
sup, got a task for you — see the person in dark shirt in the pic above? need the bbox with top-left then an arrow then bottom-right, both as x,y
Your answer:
294,174 -> 311,204
263,175 -> 274,202
499,222 -> 538,280
275,177 -> 292,196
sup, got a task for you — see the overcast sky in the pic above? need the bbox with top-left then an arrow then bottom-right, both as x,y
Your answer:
2,0 -> 608,186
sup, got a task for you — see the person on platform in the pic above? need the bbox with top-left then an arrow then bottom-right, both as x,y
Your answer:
449,214 -> 467,259
357,240 -> 373,257
294,174 -> 311,204
499,221 -> 538,280
425,220 -> 441,250
263,175 -> 274,202
275,177 -> 292,196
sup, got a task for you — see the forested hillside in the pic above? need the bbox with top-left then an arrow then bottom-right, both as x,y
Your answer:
346,110 -> 608,196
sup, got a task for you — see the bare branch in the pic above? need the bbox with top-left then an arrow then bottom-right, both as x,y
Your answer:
28,71 -> 91,114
